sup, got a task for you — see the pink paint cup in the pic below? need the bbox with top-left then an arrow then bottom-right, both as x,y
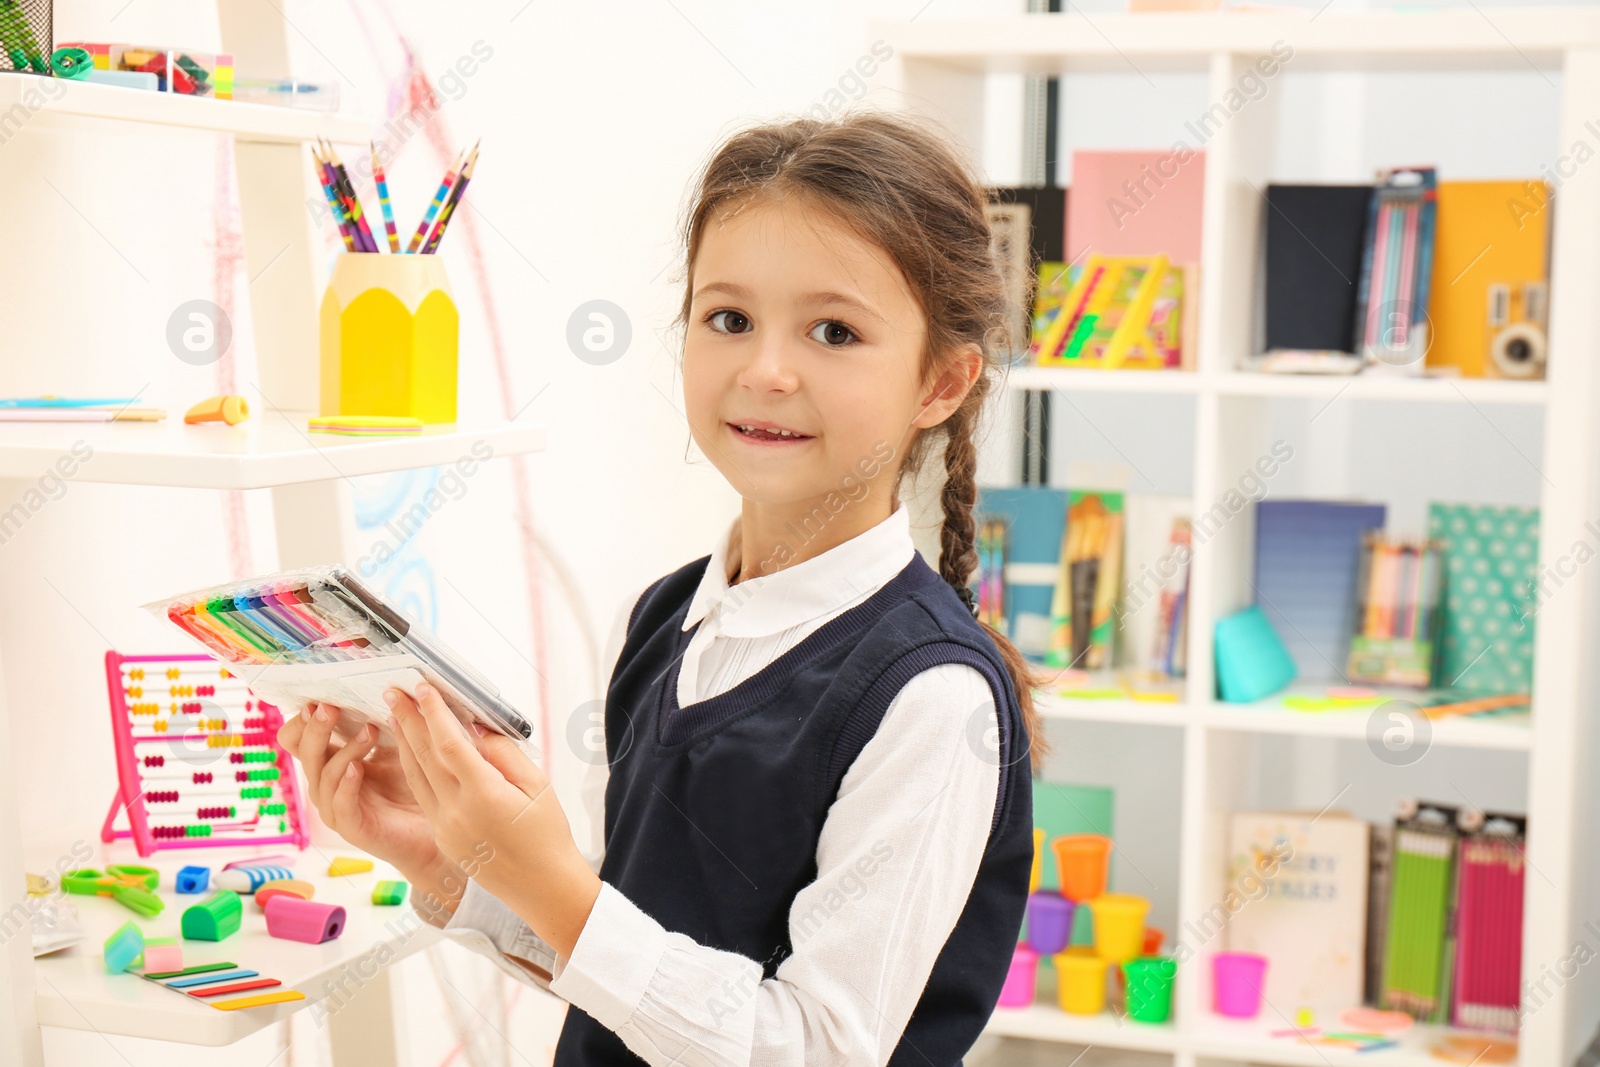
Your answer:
1212,952 -> 1268,1018
997,943 -> 1038,1008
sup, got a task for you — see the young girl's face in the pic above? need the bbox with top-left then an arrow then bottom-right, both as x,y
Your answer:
683,194 -> 958,514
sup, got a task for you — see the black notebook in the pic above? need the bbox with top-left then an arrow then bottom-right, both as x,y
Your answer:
1263,184 -> 1375,353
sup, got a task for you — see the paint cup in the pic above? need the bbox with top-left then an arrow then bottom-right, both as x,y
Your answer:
1025,892 -> 1075,956
1122,955 -> 1178,1023
1054,947 -> 1108,1015
997,943 -> 1038,1008
1142,927 -> 1165,955
1090,893 -> 1150,963
1052,834 -> 1112,902
1030,827 -> 1046,893
1212,952 -> 1269,1018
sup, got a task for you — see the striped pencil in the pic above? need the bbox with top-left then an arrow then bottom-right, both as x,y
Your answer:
312,146 -> 357,252
408,149 -> 462,253
371,142 -> 400,253
321,138 -> 378,253
421,142 -> 479,255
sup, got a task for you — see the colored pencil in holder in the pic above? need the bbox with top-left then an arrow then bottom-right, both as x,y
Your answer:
421,141 -> 479,255
320,138 -> 378,253
409,150 -> 462,253
312,145 -> 358,252
371,142 -> 400,253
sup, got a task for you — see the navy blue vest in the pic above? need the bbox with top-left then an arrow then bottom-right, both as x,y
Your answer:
552,550 -> 1033,1066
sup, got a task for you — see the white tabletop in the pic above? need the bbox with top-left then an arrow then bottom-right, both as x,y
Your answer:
33,841 -> 438,1047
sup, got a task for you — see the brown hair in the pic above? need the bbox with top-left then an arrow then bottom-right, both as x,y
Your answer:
675,110 -> 1050,774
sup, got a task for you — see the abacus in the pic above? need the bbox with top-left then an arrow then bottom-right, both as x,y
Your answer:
101,652 -> 310,858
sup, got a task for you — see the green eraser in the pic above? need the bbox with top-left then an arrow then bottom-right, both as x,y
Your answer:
181,890 -> 242,941
104,920 -> 144,974
371,880 -> 408,906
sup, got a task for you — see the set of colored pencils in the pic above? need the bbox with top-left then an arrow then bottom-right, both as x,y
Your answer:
310,139 -> 480,255
1354,533 -> 1443,643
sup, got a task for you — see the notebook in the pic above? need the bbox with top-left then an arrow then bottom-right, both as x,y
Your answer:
1253,500 -> 1387,683
1262,184 -> 1375,355
1067,149 -> 1205,267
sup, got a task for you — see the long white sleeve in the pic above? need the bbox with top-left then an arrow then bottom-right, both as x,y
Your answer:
544,664 -> 999,1066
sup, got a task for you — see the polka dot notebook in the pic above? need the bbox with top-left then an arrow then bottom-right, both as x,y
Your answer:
1427,503 -> 1539,696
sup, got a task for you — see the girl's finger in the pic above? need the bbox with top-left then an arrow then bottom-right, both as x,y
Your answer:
390,708 -> 439,815
388,687 -> 460,792
330,753 -> 367,838
319,722 -> 377,809
298,703 -> 340,807
410,681 -> 483,781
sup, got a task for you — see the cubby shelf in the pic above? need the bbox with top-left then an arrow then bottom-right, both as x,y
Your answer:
0,73 -> 371,144
882,7 -> 1600,1065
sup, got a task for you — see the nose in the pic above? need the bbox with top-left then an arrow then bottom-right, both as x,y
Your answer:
736,330 -> 800,393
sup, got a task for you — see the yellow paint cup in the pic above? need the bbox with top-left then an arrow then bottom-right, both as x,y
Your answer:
319,253 -> 459,425
1089,893 -> 1151,963
1054,947 -> 1107,1014
1030,828 -> 1045,894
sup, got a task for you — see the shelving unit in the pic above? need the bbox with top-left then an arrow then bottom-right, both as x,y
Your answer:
878,8 -> 1600,1066
0,6 -> 545,1066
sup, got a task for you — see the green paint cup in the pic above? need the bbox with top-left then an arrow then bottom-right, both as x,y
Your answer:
1121,955 -> 1177,1024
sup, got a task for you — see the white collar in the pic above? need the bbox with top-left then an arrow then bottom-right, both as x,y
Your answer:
682,503 -> 916,639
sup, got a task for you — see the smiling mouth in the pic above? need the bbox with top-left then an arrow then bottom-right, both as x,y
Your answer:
728,422 -> 814,443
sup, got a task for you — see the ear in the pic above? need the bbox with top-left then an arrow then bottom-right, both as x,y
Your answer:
911,344 -> 985,430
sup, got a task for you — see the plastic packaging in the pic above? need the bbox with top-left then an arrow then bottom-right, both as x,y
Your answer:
56,42 -> 233,97
147,566 -> 536,748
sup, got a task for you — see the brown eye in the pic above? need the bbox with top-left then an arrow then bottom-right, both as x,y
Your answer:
709,310 -> 750,334
809,320 -> 857,347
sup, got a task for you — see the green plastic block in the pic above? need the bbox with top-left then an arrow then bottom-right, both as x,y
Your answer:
181,890 -> 242,941
371,880 -> 408,906
104,920 -> 144,973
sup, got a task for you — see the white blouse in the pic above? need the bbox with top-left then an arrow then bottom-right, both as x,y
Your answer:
426,503 -> 1002,1066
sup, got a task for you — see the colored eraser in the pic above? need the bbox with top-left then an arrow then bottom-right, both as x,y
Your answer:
215,865 -> 294,894
255,879 -> 314,910
328,856 -> 374,877
371,880 -> 408,906
176,866 -> 211,894
212,989 -> 306,1011
141,940 -> 182,974
182,890 -> 242,941
264,895 -> 346,944
221,854 -> 295,872
104,920 -> 144,974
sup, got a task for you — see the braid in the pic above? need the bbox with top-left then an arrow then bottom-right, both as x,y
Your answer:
938,405 -> 981,618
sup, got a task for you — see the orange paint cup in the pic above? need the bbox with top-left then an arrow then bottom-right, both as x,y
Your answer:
1142,927 -> 1165,955
1052,833 -> 1112,902
1055,946 -> 1108,1014
1090,893 -> 1151,963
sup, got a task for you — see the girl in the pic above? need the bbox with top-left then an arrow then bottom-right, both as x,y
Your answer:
280,110 -> 1048,1066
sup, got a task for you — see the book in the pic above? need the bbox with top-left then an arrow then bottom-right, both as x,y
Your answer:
1117,495 -> 1194,677
1262,184 -> 1375,357
1426,180 -> 1551,379
1067,149 -> 1205,267
1224,810 -> 1371,1012
973,486 -> 1071,661
1427,503 -> 1539,696
1253,500 -> 1387,683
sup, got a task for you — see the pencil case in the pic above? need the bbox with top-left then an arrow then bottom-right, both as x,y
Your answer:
145,566 -> 536,749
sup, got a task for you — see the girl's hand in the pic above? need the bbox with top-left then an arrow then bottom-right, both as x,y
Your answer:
277,702 -> 445,883
387,682 -> 602,957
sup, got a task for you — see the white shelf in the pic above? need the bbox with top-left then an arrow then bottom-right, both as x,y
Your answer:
1004,367 -> 1548,405
1037,690 -> 1189,728
1215,372 -> 1549,406
1005,366 -> 1200,395
0,76 -> 370,144
33,843 -> 436,1046
0,413 -> 545,490
876,7 -> 1594,74
1187,1018 -> 1516,1067
984,1003 -> 1180,1051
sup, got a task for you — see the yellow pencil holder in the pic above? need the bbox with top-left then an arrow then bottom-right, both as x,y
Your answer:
319,253 -> 459,425
1054,947 -> 1108,1014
